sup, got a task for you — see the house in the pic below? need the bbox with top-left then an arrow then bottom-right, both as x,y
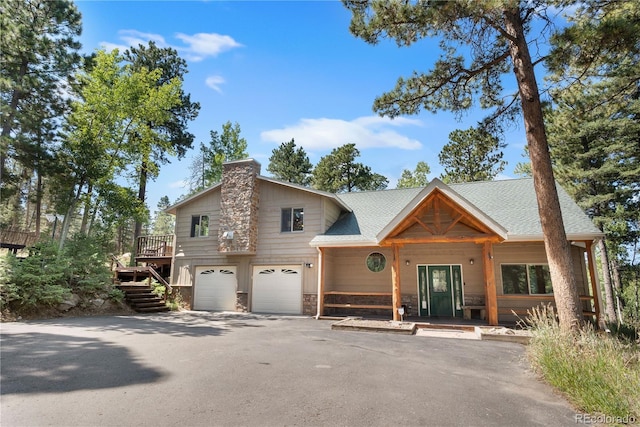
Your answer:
165,158 -> 603,325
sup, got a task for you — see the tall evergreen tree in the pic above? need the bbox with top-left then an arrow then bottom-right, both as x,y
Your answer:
312,143 -> 388,193
439,126 -> 506,183
345,0 -> 586,330
267,139 -> 313,185
0,0 -> 82,230
396,161 -> 430,189
57,49 -> 181,248
545,0 -> 640,322
123,42 -> 200,245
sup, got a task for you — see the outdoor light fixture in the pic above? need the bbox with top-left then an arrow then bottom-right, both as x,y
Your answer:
469,258 -> 474,265
405,260 -> 410,266
305,263 -> 314,268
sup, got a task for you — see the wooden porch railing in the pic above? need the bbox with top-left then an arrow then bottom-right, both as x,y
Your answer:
136,234 -> 174,258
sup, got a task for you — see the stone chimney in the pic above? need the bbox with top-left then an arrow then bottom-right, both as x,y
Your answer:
219,159 -> 260,253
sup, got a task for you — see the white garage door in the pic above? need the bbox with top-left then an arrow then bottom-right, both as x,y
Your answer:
194,266 -> 237,311
252,265 -> 302,314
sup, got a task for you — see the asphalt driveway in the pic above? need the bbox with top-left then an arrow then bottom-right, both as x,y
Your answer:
1,312 -> 578,426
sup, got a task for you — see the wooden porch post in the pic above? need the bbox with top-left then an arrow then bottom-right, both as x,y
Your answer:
392,244 -> 401,321
316,247 -> 325,319
585,240 -> 601,325
483,242 -> 498,325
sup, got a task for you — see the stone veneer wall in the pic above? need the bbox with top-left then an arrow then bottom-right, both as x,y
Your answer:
303,294 -> 317,316
219,159 -> 260,253
172,286 -> 193,309
236,292 -> 248,312
401,294 -> 419,317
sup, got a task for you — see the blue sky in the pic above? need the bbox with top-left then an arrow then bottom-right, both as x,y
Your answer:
75,0 -> 533,212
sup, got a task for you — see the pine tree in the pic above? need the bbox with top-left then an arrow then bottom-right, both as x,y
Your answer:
396,161 -> 431,189
439,126 -> 506,183
345,0 -> 585,330
267,139 -> 313,186
123,42 -> 200,245
545,0 -> 640,322
312,143 -> 388,193
0,0 -> 82,231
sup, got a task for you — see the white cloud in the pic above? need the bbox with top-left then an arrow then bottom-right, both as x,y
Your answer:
260,116 -> 423,151
169,180 -> 188,189
175,33 -> 243,61
119,30 -> 167,47
99,30 -> 242,62
205,75 -> 225,93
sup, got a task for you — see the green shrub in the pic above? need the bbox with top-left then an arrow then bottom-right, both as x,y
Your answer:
526,305 -> 640,420
1,241 -> 71,308
62,234 -> 113,292
166,289 -> 184,311
107,288 -> 125,303
1,236 -> 117,314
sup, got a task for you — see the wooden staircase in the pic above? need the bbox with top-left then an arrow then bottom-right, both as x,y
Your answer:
117,284 -> 170,313
112,257 -> 172,313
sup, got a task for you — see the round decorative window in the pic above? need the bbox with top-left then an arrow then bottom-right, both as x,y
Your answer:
366,252 -> 386,273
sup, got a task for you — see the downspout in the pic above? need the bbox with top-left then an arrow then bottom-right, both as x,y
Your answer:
315,247 -> 324,319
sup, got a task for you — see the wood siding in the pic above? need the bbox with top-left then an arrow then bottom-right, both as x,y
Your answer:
324,243 -> 484,300
325,241 -> 589,313
170,181 -> 336,295
323,199 -> 343,233
173,191 -> 221,258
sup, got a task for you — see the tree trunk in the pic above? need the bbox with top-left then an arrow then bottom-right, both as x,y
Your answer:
610,256 -> 624,322
79,183 -> 93,235
35,168 -> 42,239
597,239 -> 618,322
133,160 -> 148,249
503,7 -> 583,332
59,181 -> 84,250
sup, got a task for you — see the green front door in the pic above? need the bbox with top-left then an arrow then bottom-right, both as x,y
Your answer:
418,265 -> 456,317
428,265 -> 453,316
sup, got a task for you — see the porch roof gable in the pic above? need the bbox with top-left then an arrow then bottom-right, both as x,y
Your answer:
376,178 -> 508,242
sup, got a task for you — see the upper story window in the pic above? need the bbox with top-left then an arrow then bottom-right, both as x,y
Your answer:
191,215 -> 209,237
281,208 -> 304,232
501,264 -> 553,295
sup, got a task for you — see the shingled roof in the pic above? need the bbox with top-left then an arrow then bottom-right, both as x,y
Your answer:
310,178 -> 602,247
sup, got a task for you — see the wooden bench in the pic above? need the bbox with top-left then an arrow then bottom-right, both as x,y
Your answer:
323,291 -> 393,312
462,305 -> 486,320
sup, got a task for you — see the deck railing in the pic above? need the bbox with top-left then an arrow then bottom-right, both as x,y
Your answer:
136,234 -> 174,258
0,229 -> 38,248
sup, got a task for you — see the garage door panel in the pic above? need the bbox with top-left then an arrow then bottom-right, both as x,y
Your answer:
252,266 -> 302,314
194,266 -> 237,311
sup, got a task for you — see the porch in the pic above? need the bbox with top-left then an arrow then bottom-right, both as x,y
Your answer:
315,241 -> 600,326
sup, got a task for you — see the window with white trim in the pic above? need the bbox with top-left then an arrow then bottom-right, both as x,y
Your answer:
281,208 -> 303,232
501,264 -> 553,294
190,215 -> 209,237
